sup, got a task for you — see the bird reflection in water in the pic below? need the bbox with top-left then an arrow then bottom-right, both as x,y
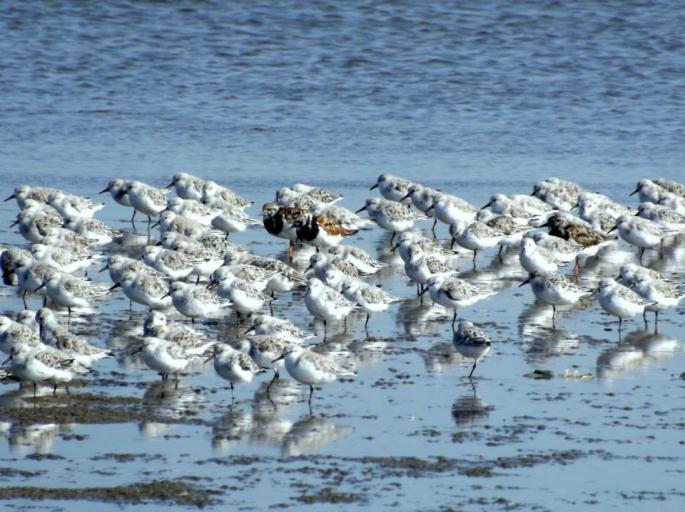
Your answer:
597,329 -> 680,380
209,378 -> 353,455
0,420 -> 73,455
212,406 -> 253,453
248,386 -> 294,448
422,341 -> 462,373
281,414 -> 353,456
518,303 -> 581,362
396,298 -> 446,341
451,381 -> 493,427
138,379 -> 207,438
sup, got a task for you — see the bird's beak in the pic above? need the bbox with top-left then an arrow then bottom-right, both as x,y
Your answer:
130,347 -> 142,356
4,194 -> 16,202
98,186 -> 110,194
161,291 -> 170,299
608,225 -> 617,234
400,192 -> 411,201
355,206 -> 367,214
390,243 -> 399,253
98,264 -> 109,273
419,287 -> 429,295
2,355 -> 12,365
150,220 -> 160,228
271,354 -> 285,363
34,283 -> 45,292
480,201 -> 492,210
9,218 -> 19,228
165,178 -> 177,189
519,276 -> 533,287
425,204 -> 434,213
243,326 -> 255,335
204,354 -> 214,363
304,264 -> 313,273
629,187 -> 639,197
108,283 -> 121,291
369,183 -> 378,191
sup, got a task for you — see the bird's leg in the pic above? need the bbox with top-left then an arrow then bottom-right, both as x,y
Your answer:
643,310 -> 648,330
22,290 -> 27,309
468,361 -> 477,379
472,250 -> 477,269
431,218 -> 437,238
451,310 -> 457,333
639,248 -> 645,265
390,232 -> 396,246
288,241 -> 295,263
308,384 -> 314,406
498,244 -> 504,264
146,215 -> 152,244
266,370 -> 278,394
130,209 -> 137,228
573,257 -> 580,280
654,311 -> 659,334
552,305 -> 556,330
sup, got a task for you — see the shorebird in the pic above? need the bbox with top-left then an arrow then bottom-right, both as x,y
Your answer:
452,320 -> 491,378
597,278 -> 655,333
272,345 -> 354,406
370,173 -> 414,204
261,203 -> 307,261
519,272 -> 591,329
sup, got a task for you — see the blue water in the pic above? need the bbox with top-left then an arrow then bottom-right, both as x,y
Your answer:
1,2 -> 685,511
1,1 -> 684,187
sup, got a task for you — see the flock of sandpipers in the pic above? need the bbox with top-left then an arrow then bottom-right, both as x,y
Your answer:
1,173 -> 684,405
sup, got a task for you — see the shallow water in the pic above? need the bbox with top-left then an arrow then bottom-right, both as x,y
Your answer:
1,1 -> 685,510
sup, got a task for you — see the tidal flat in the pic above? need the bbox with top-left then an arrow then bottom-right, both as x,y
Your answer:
1,176 -> 684,512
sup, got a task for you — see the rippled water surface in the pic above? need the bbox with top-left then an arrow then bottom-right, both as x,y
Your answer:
1,1 -> 684,510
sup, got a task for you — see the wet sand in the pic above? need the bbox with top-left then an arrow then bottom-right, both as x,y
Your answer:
1,179 -> 684,511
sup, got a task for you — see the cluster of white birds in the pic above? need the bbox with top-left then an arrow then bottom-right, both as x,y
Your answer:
1,172 -> 684,405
